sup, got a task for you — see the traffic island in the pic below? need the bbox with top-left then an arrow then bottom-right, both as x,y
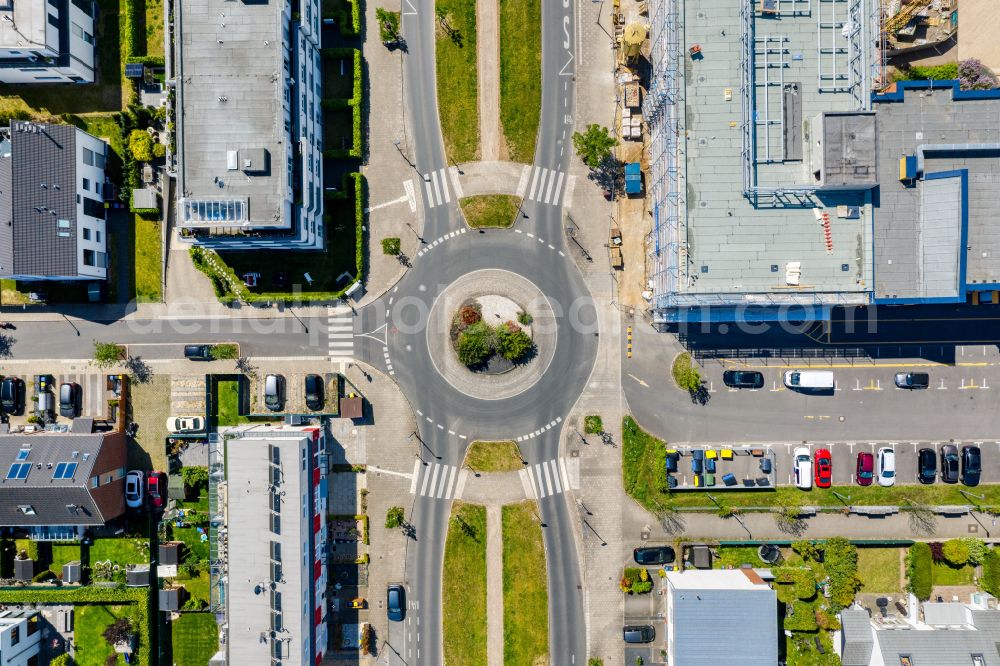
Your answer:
427,268 -> 557,400
459,194 -> 522,229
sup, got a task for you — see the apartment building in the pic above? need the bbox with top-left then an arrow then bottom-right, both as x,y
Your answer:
0,0 -> 95,83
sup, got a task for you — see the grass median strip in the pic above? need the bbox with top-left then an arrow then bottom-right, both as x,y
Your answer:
499,0 -> 541,163
443,502 -> 488,666
465,440 -> 524,472
436,0 -> 479,162
623,414 -> 1000,511
502,501 -> 548,666
460,194 -> 521,228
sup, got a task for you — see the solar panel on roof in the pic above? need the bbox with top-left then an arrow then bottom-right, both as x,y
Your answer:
7,463 -> 29,480
16,449 -> 29,461
52,462 -> 78,480
54,462 -> 66,479
125,63 -> 144,79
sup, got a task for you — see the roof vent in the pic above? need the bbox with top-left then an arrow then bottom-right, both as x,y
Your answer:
227,150 -> 238,170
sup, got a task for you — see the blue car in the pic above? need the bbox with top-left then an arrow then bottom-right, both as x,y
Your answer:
387,584 -> 405,622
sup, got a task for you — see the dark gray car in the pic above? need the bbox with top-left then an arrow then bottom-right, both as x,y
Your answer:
59,382 -> 80,418
623,625 -> 655,643
940,445 -> 959,484
387,584 -> 405,622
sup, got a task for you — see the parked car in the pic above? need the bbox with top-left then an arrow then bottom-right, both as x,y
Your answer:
917,448 -> 936,484
125,470 -> 144,509
962,445 -> 982,487
59,382 -> 80,418
722,370 -> 764,389
264,374 -> 285,412
793,447 -> 812,490
184,344 -> 213,360
0,376 -> 23,414
623,625 -> 655,644
814,448 -> 832,488
387,584 -> 406,622
877,447 -> 896,487
894,372 -> 929,389
940,444 -> 959,484
165,416 -> 205,433
305,374 -> 325,411
856,452 -> 874,486
146,471 -> 166,510
633,546 -> 675,565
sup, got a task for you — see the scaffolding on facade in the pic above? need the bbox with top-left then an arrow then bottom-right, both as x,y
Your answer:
644,0 -> 684,299
208,433 -> 227,614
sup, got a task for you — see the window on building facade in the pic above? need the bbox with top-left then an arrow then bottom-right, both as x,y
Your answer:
82,227 -> 91,240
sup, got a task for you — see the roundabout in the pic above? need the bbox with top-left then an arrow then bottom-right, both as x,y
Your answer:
426,268 -> 557,401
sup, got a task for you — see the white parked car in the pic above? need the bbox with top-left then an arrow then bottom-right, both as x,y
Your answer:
165,416 -> 204,433
793,447 -> 812,490
125,470 -> 144,509
878,447 -> 896,487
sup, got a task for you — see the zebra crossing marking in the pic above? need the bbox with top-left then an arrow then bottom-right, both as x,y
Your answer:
410,462 -> 466,501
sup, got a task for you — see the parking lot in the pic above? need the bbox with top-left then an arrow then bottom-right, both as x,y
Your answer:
667,446 -> 777,490
1,369 -> 110,427
249,371 -> 341,415
674,440 -> 1000,489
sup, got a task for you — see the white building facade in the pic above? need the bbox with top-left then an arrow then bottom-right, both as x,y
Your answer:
0,0 -> 95,83
0,611 -> 40,666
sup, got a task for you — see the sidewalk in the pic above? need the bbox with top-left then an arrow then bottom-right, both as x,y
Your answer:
485,503 -> 504,666
359,3 -> 425,306
455,160 -> 526,198
477,0 -> 501,161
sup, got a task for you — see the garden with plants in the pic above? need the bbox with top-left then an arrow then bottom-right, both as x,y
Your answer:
450,301 -> 535,370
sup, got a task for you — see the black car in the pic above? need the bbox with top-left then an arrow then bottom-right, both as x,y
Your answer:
59,382 -> 80,418
304,374 -> 324,411
940,445 -> 960,484
895,372 -> 930,389
722,370 -> 764,389
0,377 -> 23,414
184,344 -> 213,361
633,546 -> 675,565
917,448 -> 936,484
387,584 -> 405,622
623,625 -> 655,644
962,445 -> 982,487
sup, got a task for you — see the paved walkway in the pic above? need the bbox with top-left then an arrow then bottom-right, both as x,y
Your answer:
456,160 -> 526,198
486,503 -> 504,666
477,0 -> 501,161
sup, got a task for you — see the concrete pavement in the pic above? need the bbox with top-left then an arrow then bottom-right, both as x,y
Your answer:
476,0 -> 501,161
485,503 -> 503,666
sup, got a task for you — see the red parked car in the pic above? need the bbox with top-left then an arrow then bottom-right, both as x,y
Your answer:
147,471 -> 167,510
856,452 -> 874,486
814,448 -> 832,488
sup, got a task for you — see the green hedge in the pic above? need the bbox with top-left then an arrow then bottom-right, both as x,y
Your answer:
784,601 -> 819,632
331,0 -> 361,36
825,537 -> 862,610
321,48 -> 363,160
906,542 -> 933,601
982,549 -> 1000,597
774,567 -> 817,601
126,55 -> 166,67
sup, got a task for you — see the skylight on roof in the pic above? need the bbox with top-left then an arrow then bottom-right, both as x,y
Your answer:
53,462 -> 77,480
16,449 -> 29,461
6,463 -> 30,480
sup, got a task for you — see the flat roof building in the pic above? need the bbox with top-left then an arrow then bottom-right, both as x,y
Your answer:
0,121 -> 109,281
0,610 -> 40,666
220,425 -> 328,664
665,569 -> 778,665
0,0 -> 95,84
174,0 -> 324,250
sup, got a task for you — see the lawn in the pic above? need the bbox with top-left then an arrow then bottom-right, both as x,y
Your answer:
435,0 -> 479,162
498,0 -> 541,163
75,605 -> 127,666
932,560 -> 975,586
443,502 -> 487,666
623,415 -> 1000,511
465,440 -> 524,472
858,548 -> 902,593
134,214 -> 162,302
143,0 -> 165,58
715,546 -> 765,569
48,543 -> 83,577
171,613 -> 218,666
215,379 -> 243,426
88,537 -> 149,566
1,280 -> 28,305
502,501 -> 548,666
459,195 -> 521,229
177,571 -> 211,606
174,527 -> 210,561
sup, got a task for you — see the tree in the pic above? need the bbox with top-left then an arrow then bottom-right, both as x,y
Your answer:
128,129 -> 154,162
942,538 -> 971,567
181,466 -> 209,495
496,323 -> 533,362
572,124 -> 617,169
102,617 -> 132,646
385,506 -> 404,529
457,322 -> 493,367
791,540 -> 820,562
50,655 -> 72,666
963,537 -> 988,566
153,142 -> 166,158
92,341 -> 123,369
375,7 -> 400,43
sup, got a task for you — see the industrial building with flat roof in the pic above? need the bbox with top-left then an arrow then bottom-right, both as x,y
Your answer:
174,0 -> 324,250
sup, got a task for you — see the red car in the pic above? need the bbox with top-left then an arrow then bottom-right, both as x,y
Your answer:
814,448 -> 832,488
146,471 -> 167,510
856,452 -> 874,486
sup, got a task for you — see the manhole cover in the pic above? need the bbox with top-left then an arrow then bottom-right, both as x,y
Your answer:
969,524 -> 979,533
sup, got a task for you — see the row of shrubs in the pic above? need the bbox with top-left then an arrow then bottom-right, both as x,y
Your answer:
325,0 -> 362,37
321,48 -> 364,160
906,538 -> 992,600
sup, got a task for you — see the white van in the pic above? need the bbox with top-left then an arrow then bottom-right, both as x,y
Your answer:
783,370 -> 835,390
